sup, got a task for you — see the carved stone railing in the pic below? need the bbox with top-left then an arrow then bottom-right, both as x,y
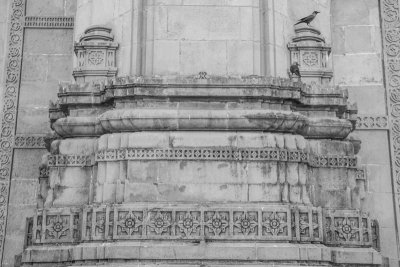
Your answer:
28,204 -> 373,247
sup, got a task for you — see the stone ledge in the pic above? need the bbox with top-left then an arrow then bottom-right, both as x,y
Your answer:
21,242 -> 381,266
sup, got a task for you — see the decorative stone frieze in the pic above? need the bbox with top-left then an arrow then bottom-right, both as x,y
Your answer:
288,27 -> 333,84
93,147 -> 358,168
73,26 -> 118,83
47,154 -> 93,167
381,0 -> 400,243
356,115 -> 389,130
28,204 -> 377,247
47,148 -> 358,169
0,0 -> 25,261
31,208 -> 81,244
24,16 -> 74,28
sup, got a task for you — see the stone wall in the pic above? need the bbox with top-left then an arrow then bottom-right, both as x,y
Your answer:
1,1 -> 76,266
332,0 -> 397,265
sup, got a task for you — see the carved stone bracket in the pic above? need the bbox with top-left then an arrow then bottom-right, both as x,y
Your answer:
0,0 -> 25,262
324,209 -> 372,247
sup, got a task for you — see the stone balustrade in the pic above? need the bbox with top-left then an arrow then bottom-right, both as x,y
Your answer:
28,203 -> 373,247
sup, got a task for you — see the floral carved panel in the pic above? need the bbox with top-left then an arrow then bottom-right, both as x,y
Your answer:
382,0 -> 400,246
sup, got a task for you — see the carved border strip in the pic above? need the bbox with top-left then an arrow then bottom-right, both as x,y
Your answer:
356,115 -> 389,130
14,135 -> 46,148
381,0 -> 400,254
0,0 -> 25,262
24,16 -> 74,28
46,148 -> 358,169
95,148 -> 358,169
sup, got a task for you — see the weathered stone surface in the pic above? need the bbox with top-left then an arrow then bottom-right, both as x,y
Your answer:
0,0 -> 392,266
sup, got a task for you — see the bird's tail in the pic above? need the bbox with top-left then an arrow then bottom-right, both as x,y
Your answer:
294,21 -> 302,26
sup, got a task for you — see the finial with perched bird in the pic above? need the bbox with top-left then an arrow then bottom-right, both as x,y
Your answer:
294,11 -> 320,27
290,62 -> 301,81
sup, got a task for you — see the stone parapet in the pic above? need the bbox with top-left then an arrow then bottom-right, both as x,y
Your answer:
22,204 -> 381,266
27,203 -> 374,246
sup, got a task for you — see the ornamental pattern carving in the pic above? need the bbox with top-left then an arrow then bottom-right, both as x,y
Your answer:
45,215 -> 69,240
14,135 -> 46,148
302,52 -> 319,67
382,0 -> 400,237
0,0 -> 25,261
30,204 -> 335,244
325,210 -> 371,246
33,209 -> 80,244
49,148 -> 358,169
116,210 -> 143,236
356,115 -> 389,129
87,50 -> 104,66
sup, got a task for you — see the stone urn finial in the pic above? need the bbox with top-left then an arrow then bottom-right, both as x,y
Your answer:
288,26 -> 332,84
73,25 -> 118,83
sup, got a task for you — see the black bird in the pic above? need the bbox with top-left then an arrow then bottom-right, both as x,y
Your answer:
294,11 -> 320,27
290,62 -> 301,80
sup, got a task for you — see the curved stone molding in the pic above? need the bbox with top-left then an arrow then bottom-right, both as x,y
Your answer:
51,109 -> 353,139
93,147 -> 357,169
47,148 -> 358,169
47,154 -> 93,167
